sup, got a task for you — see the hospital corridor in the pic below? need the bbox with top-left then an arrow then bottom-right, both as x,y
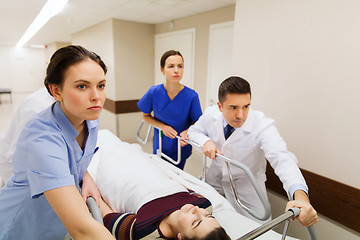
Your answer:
1,0 -> 360,239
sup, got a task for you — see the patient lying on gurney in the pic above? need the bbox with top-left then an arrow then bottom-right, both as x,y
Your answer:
91,141 -> 231,240
99,192 -> 229,240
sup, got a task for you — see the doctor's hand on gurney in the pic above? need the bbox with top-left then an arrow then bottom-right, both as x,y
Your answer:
202,140 -> 223,159
285,190 -> 318,227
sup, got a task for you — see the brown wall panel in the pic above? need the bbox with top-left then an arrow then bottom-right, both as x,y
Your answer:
103,98 -> 140,114
266,163 -> 360,233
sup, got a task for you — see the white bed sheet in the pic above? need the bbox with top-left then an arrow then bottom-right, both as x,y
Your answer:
88,130 -> 299,240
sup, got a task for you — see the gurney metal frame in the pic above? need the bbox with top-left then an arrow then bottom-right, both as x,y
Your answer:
137,120 -> 270,220
137,120 -> 317,239
136,120 -> 182,165
238,207 -> 317,240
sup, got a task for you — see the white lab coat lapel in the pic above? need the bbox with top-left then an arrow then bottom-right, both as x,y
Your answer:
209,111 -> 226,172
219,109 -> 266,182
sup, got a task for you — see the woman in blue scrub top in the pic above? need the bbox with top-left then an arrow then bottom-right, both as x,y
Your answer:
0,45 -> 115,240
137,50 -> 202,170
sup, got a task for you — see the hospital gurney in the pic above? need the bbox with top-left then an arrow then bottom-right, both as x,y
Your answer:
136,121 -> 317,239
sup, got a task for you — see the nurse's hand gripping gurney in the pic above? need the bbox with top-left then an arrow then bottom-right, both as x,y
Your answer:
136,121 -> 317,239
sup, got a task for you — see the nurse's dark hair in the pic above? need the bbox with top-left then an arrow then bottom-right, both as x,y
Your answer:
44,45 -> 107,96
218,76 -> 251,104
182,226 -> 231,240
160,50 -> 183,69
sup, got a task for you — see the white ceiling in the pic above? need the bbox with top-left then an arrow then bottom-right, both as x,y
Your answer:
0,0 -> 235,47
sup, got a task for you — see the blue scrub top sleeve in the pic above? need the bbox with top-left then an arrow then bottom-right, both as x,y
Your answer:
22,131 -> 74,198
189,93 -> 202,123
137,87 -> 154,114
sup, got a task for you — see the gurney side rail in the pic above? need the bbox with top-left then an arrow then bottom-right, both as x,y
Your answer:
136,120 -> 317,239
238,207 -> 300,240
136,120 -> 181,165
238,207 -> 317,240
136,120 -> 270,220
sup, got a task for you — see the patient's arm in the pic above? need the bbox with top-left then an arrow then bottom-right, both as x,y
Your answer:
99,197 -> 114,218
44,185 -> 115,240
99,197 -> 137,240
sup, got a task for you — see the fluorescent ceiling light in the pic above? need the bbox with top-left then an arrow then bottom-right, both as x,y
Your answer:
16,0 -> 68,47
30,44 -> 46,49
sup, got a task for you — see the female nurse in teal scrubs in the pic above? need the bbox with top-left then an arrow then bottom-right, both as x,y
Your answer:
0,45 -> 115,240
137,50 -> 202,170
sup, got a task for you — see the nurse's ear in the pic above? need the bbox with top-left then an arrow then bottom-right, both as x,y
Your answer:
160,67 -> 165,75
48,84 -> 63,102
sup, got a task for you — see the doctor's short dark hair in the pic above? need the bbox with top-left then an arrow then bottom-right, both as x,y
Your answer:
44,45 -> 107,96
218,76 -> 251,104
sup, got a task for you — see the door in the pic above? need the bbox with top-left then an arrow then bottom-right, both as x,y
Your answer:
206,21 -> 234,106
154,28 -> 196,88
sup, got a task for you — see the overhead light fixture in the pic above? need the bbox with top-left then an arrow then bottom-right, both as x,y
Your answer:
29,44 -> 46,49
16,0 -> 68,47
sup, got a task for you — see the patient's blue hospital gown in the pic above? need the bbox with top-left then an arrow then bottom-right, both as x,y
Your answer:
137,84 -> 202,169
0,101 -> 99,240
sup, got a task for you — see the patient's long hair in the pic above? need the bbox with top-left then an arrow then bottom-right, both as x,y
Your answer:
183,227 -> 231,240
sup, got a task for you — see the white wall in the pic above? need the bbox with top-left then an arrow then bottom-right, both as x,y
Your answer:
72,19 -> 154,142
232,0 -> 359,189
112,19 -> 154,142
0,46 -> 46,92
232,0 -> 360,238
72,19 -> 118,135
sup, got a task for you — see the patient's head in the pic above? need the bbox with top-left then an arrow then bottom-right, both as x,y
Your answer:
171,204 -> 231,240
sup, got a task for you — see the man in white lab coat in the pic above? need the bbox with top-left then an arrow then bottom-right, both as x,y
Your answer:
187,76 -> 318,226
